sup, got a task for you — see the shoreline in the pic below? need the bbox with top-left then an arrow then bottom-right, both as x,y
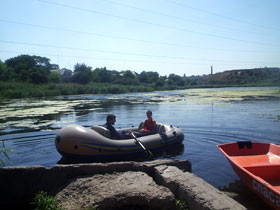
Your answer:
0,81 -> 279,100
0,159 -> 247,210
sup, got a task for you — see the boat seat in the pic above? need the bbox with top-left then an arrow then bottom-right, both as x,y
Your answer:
156,123 -> 167,133
91,126 -> 111,138
138,122 -> 144,130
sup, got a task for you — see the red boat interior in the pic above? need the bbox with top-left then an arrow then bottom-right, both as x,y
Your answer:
218,142 -> 280,193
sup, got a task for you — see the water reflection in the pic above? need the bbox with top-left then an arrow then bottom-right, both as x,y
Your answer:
219,180 -> 271,210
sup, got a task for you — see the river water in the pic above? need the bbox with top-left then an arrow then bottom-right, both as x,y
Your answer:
0,86 -> 280,189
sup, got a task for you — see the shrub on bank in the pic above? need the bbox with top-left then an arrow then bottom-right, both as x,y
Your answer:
0,82 -> 155,99
0,81 -> 278,100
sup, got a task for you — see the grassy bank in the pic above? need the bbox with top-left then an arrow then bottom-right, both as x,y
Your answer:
0,81 -> 279,100
0,82 -> 155,99
0,81 -> 197,99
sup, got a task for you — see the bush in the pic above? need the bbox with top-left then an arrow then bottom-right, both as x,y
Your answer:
49,72 -> 62,83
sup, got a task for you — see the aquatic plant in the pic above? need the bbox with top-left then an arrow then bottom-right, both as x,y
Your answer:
33,191 -> 63,210
0,140 -> 13,166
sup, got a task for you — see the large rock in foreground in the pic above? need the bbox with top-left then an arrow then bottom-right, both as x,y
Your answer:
56,171 -> 175,210
155,165 -> 247,210
0,159 -> 247,209
0,159 -> 190,209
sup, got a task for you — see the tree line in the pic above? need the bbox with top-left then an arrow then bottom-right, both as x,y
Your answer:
0,54 -> 279,99
0,54 -> 187,87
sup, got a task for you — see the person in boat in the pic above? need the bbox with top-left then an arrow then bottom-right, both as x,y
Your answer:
142,110 -> 157,133
103,114 -> 131,140
103,114 -> 122,140
135,110 -> 157,137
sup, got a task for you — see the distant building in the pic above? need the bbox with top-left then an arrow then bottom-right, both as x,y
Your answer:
51,68 -> 72,82
59,68 -> 72,82
211,66 -> 213,75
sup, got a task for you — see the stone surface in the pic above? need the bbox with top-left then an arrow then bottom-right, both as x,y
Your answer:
0,159 -> 191,207
0,160 -> 247,210
55,171 -> 176,210
154,165 -> 247,210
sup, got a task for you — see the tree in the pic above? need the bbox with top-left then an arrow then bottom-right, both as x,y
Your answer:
138,71 -> 159,84
138,71 -> 148,83
0,60 -> 9,81
29,67 -> 50,84
168,74 -> 184,86
114,70 -> 139,85
72,63 -> 92,84
5,55 -> 54,83
123,70 -> 136,79
33,56 -> 54,70
49,71 -> 62,83
155,77 -> 165,87
92,67 -> 111,83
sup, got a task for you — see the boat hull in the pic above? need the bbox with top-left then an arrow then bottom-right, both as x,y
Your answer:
217,142 -> 280,209
55,124 -> 184,162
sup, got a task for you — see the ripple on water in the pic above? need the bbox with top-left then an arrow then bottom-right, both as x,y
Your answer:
0,87 -> 279,189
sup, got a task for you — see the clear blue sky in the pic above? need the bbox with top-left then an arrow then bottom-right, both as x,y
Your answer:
0,0 -> 279,76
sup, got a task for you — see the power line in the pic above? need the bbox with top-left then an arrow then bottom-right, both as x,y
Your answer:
164,0 -> 280,32
0,50 -> 211,65
1,19 -> 278,54
37,0 -> 279,47
100,0 -> 271,36
0,40 -> 278,65
2,50 -> 278,67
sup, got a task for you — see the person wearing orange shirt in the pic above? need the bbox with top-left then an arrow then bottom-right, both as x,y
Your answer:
139,110 -> 157,134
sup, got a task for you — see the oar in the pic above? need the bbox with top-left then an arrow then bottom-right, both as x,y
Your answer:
131,133 -> 153,159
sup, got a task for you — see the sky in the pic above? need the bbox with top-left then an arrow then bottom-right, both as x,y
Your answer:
0,0 -> 280,76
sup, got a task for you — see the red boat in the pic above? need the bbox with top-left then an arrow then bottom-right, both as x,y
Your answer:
217,142 -> 280,210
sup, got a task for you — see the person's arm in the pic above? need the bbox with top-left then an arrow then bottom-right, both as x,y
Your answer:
151,119 -> 157,132
105,124 -> 121,139
111,126 -> 121,139
143,119 -> 147,130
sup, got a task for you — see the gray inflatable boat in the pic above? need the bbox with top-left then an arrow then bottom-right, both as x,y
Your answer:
55,123 -> 184,162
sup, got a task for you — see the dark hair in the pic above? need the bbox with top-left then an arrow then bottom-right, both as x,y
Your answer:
106,114 -> 116,122
146,110 -> 152,114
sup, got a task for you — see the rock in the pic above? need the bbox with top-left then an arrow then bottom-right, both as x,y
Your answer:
0,160 -> 250,210
154,165 -> 247,210
55,171 -> 176,210
0,159 -> 191,207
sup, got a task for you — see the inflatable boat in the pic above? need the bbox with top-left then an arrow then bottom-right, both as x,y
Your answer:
55,123 -> 184,162
217,142 -> 280,210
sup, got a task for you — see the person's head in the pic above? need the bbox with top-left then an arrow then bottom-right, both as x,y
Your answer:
106,114 -> 116,125
146,110 -> 152,119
